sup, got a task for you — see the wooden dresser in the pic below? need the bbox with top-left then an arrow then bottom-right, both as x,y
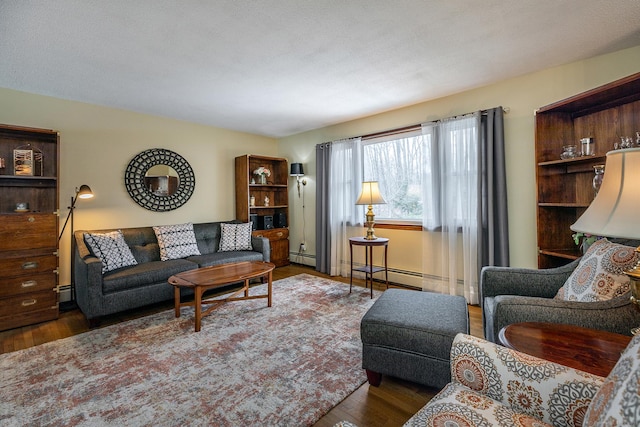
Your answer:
0,125 -> 59,331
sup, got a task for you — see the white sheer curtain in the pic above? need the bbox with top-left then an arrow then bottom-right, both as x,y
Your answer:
329,137 -> 363,277
421,113 -> 480,304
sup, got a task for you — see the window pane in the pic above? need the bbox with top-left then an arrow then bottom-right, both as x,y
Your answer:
363,134 -> 427,220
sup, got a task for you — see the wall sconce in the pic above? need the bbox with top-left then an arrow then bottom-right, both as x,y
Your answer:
290,163 -> 307,197
355,181 -> 386,240
58,184 -> 94,311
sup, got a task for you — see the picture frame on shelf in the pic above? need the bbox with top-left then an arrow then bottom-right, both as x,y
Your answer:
13,148 -> 33,176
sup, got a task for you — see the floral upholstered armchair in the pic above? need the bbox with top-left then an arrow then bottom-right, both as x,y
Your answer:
480,238 -> 640,343
402,333 -> 640,427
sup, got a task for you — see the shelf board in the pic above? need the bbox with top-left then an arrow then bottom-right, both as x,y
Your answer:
250,205 -> 287,210
538,202 -> 591,208
539,248 -> 581,260
538,155 -> 606,167
249,184 -> 288,188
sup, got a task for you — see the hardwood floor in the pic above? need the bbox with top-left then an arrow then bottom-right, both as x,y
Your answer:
0,263 -> 483,426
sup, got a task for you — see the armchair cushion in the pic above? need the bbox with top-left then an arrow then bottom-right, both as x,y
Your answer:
555,238 -> 640,302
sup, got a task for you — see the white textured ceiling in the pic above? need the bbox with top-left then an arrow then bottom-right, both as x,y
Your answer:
1,1 -> 640,137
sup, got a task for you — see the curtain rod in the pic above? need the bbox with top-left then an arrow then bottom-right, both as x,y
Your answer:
360,106 -> 509,141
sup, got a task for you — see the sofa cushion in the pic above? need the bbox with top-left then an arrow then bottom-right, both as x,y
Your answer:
84,230 -> 138,274
555,238 -> 640,302
218,222 -> 253,252
102,259 -> 197,294
153,223 -> 201,261
187,250 -> 263,267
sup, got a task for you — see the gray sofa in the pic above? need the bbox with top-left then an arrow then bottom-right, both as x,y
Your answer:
73,221 -> 270,323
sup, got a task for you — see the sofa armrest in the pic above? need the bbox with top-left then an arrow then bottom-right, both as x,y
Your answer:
251,236 -> 271,263
450,333 -> 603,426
480,259 -> 580,301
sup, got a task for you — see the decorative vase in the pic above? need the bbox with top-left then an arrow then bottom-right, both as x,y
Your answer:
259,174 -> 267,184
592,164 -> 605,196
250,195 -> 255,207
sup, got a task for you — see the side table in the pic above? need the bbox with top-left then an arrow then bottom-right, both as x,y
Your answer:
499,322 -> 632,377
349,237 -> 389,298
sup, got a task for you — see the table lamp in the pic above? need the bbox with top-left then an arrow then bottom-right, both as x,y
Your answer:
355,181 -> 386,240
570,147 -> 640,333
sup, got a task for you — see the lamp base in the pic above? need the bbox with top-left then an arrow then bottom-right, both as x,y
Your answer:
363,205 -> 378,240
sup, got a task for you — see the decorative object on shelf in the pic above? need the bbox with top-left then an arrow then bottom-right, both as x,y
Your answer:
560,144 -> 579,159
14,202 -> 29,212
13,144 -> 43,176
264,196 -> 269,207
250,195 -> 255,207
593,164 -> 605,196
355,181 -> 387,240
250,177 -> 255,184
290,163 -> 307,197
580,137 -> 595,156
636,131 -> 640,147
0,157 -> 5,172
58,185 -> 94,311
253,166 -> 271,184
570,148 -> 640,334
124,148 -> 195,212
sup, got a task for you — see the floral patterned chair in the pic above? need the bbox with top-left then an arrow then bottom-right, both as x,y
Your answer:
402,332 -> 640,427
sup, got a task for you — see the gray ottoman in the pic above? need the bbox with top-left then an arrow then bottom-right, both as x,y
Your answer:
361,288 -> 469,389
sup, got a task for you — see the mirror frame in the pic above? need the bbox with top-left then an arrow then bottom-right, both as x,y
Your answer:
124,148 -> 195,212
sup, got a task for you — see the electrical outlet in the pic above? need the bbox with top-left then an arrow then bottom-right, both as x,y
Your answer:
300,243 -> 306,252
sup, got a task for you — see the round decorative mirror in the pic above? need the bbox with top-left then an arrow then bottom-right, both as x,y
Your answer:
124,148 -> 195,211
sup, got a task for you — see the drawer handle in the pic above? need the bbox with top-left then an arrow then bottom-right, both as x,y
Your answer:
256,234 -> 264,238
28,216 -> 35,223
21,280 -> 37,288
276,232 -> 283,237
22,261 -> 39,270
22,299 -> 37,307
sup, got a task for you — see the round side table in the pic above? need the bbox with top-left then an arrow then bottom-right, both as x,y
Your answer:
349,237 -> 389,298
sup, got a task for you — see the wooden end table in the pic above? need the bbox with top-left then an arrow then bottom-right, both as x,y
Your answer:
168,261 -> 275,332
349,237 -> 389,298
499,322 -> 632,377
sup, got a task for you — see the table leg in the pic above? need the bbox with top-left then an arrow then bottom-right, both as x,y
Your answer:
195,286 -> 202,332
349,241 -> 354,293
244,278 -> 249,298
384,243 -> 389,289
174,286 -> 181,318
369,245 -> 373,298
267,270 -> 272,307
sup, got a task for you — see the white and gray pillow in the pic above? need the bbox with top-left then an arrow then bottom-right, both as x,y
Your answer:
84,230 -> 138,273
218,222 -> 253,252
153,223 -> 201,261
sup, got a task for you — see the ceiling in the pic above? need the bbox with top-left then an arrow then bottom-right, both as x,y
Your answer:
1,1 -> 640,138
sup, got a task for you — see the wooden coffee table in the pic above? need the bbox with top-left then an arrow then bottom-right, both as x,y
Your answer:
168,261 -> 275,332
499,322 -> 632,377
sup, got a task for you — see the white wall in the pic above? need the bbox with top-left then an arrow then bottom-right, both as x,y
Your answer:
0,89 -> 278,287
279,45 -> 640,281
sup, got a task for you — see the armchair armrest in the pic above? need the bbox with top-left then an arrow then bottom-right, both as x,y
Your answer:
450,333 -> 603,426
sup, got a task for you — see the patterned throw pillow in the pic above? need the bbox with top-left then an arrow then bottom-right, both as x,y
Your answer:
84,230 -> 138,273
218,222 -> 253,252
583,333 -> 640,426
152,223 -> 201,261
555,238 -> 640,302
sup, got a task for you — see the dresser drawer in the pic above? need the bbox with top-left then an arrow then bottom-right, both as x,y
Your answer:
0,213 -> 57,251
0,254 -> 58,279
253,228 -> 289,241
0,289 -> 57,315
0,272 -> 57,297
0,304 -> 58,331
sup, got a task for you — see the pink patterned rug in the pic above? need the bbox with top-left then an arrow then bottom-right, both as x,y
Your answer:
1,274 -> 379,426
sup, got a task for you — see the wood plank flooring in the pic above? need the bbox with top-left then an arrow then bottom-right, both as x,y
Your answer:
0,263 -> 483,426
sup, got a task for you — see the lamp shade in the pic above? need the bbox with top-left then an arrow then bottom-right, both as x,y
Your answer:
571,148 -> 640,239
290,163 -> 304,176
77,184 -> 94,199
356,181 -> 386,205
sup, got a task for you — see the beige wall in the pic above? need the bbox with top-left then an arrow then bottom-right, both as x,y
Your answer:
0,90 -> 277,286
2,44 -> 639,289
280,45 -> 640,284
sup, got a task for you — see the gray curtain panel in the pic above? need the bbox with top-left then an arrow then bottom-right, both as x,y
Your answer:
315,142 -> 332,273
479,107 -> 509,269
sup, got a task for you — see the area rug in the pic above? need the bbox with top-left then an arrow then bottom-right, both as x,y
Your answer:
0,274 -> 379,427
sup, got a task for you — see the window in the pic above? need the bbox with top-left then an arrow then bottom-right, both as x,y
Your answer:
363,129 -> 429,223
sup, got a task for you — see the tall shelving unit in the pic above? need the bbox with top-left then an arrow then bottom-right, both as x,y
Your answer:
235,154 -> 290,267
535,72 -> 640,268
0,124 -> 60,330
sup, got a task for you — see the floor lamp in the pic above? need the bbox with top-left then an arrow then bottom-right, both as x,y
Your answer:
58,184 -> 94,311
